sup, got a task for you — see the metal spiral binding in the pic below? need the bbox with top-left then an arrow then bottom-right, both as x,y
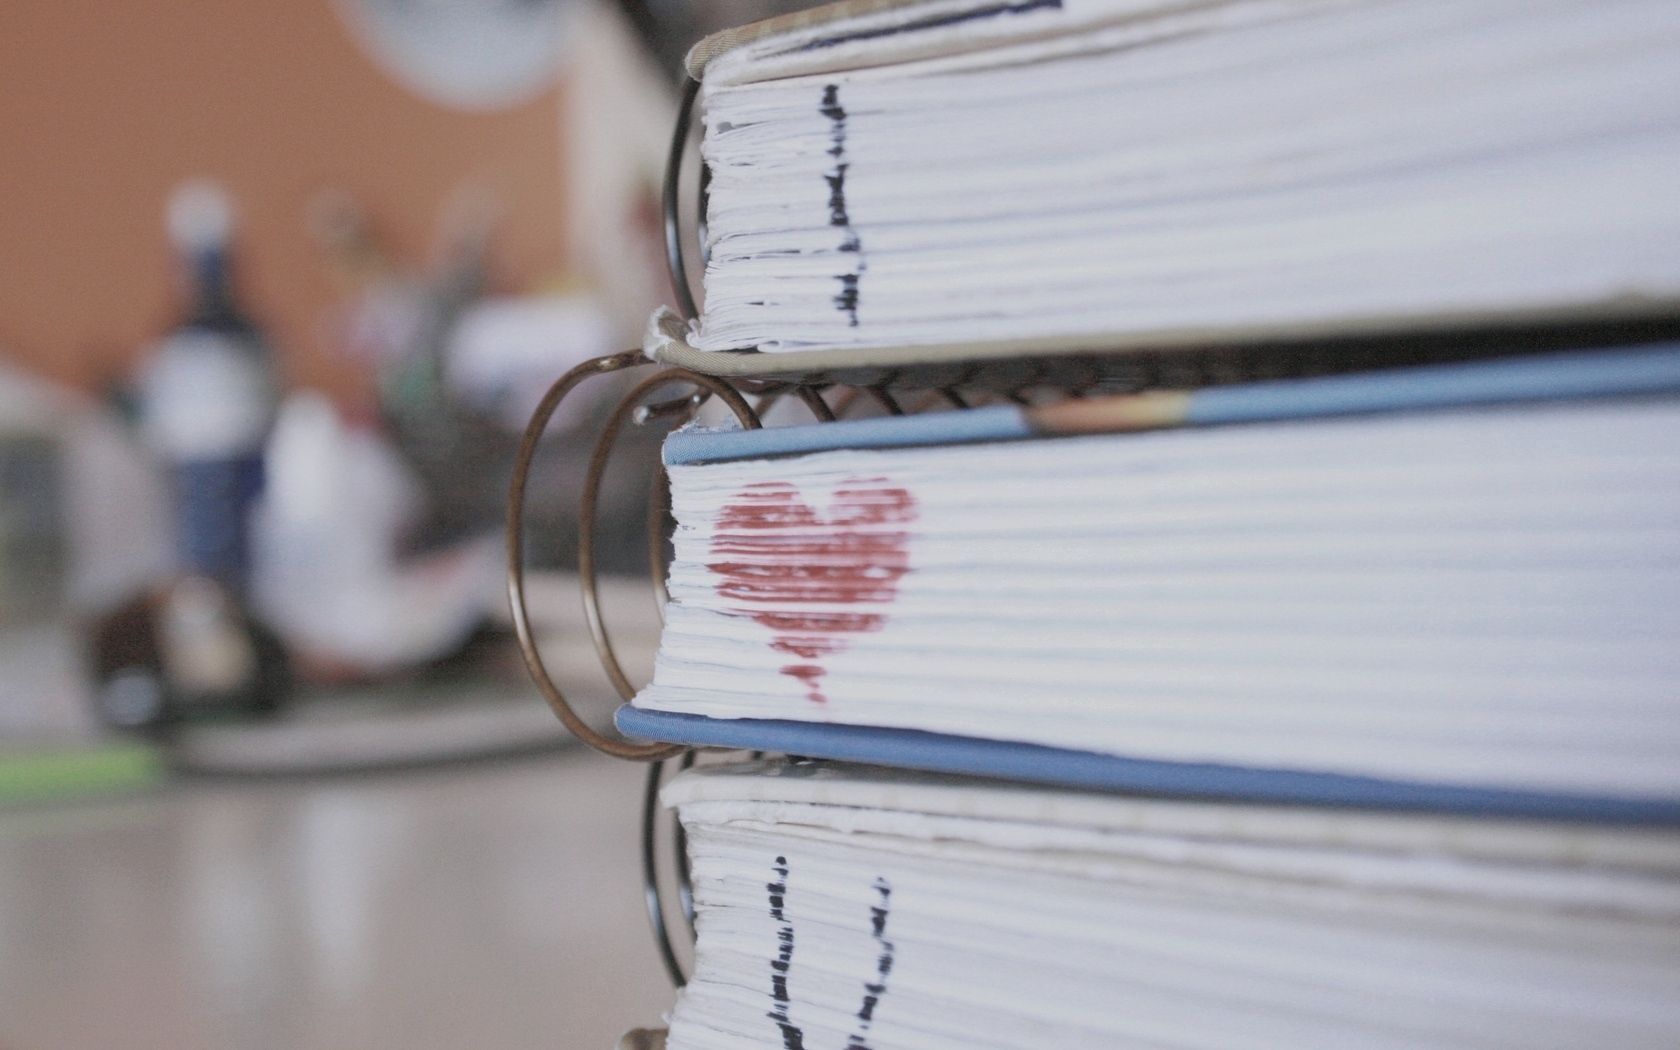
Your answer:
507,353 -> 760,761
664,76 -> 703,322
508,349 -> 933,765
641,750 -> 695,987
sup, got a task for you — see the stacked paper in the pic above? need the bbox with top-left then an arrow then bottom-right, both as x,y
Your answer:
691,0 -> 1680,353
663,760 -> 1680,1049
637,394 -> 1680,800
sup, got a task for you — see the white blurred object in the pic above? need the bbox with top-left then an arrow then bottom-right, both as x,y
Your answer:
165,180 -> 235,256
137,330 -> 276,462
446,293 -> 615,431
332,0 -> 574,111
561,3 -> 676,340
0,623 -> 94,742
252,393 -> 501,675
65,405 -> 176,612
0,363 -> 172,615
0,364 -> 170,742
138,180 -> 276,466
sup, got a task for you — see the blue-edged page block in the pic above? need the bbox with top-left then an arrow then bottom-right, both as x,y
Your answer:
616,706 -> 1680,825
665,405 -> 1030,465
1186,343 -> 1680,425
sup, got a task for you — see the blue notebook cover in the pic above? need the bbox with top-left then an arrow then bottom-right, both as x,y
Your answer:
632,342 -> 1680,823
615,706 -> 1680,824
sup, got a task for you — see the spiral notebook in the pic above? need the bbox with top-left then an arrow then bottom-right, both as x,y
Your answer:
617,343 -> 1680,821
656,758 -> 1680,1049
652,0 -> 1680,378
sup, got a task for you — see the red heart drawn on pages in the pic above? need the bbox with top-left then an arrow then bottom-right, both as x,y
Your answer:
707,477 -> 917,703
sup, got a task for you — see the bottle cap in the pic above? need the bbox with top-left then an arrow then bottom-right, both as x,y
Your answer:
166,179 -> 235,255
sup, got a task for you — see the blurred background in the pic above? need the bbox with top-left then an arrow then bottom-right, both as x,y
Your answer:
0,1 -> 809,1046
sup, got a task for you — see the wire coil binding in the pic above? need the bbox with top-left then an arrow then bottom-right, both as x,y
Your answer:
507,351 -> 759,761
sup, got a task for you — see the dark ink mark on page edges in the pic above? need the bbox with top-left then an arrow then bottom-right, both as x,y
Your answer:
844,878 -> 896,1050
764,856 -> 897,1050
767,856 -> 805,1050
820,84 -> 864,326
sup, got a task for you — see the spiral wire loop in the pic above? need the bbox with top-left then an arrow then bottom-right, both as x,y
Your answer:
867,386 -> 906,415
795,385 -> 839,422
664,77 -> 703,322
673,750 -> 698,927
580,368 -> 761,705
641,754 -> 691,986
646,462 -> 675,616
509,352 -> 756,761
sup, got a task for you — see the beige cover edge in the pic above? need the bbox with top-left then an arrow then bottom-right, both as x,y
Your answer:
644,300 -> 1680,380
684,0 -> 954,79
661,760 -> 1680,871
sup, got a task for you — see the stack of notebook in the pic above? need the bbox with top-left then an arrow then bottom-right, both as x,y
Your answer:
658,759 -> 1680,1048
603,0 -> 1680,1045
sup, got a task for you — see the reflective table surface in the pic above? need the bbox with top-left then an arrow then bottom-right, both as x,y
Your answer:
0,750 -> 670,1049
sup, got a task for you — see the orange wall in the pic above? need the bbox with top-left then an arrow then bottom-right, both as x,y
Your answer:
0,0 -> 566,393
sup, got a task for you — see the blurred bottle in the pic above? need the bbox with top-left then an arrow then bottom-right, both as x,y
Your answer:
141,180 -> 277,589
103,181 -> 287,729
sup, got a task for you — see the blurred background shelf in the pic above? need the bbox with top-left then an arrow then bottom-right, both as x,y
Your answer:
168,570 -> 661,777
163,678 -> 570,777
